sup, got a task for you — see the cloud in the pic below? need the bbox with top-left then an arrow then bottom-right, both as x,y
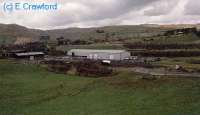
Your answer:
44,0 -> 159,28
0,0 -> 199,29
184,0 -> 200,15
144,0 -> 180,16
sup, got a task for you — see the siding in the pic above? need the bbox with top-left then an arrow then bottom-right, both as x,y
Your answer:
68,49 -> 130,60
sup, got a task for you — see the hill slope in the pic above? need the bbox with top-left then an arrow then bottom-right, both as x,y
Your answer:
0,23 -> 200,44
0,24 -> 44,44
0,24 -> 170,44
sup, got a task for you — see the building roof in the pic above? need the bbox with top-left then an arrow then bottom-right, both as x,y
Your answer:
69,49 -> 127,54
15,52 -> 44,56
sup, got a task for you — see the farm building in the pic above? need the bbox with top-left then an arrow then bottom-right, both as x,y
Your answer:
14,52 -> 45,59
163,27 -> 197,36
68,49 -> 131,60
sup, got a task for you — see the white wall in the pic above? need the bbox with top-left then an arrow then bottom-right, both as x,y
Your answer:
68,51 -> 130,60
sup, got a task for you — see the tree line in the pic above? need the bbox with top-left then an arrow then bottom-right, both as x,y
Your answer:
124,43 -> 200,50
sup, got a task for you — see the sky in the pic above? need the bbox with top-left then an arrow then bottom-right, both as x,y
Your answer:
0,0 -> 199,29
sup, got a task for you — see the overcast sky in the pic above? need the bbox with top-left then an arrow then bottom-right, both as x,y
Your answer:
0,0 -> 199,29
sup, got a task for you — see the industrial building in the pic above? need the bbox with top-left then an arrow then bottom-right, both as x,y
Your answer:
68,49 -> 131,60
14,52 -> 45,59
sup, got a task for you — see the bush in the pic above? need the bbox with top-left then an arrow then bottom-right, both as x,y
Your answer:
75,60 -> 113,77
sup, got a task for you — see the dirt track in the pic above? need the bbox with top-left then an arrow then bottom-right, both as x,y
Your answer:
132,67 -> 200,78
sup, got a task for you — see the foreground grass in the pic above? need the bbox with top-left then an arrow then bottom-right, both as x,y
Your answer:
0,60 -> 200,115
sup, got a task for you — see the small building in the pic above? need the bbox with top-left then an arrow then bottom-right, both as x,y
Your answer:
68,49 -> 131,60
14,52 -> 45,59
164,27 -> 197,36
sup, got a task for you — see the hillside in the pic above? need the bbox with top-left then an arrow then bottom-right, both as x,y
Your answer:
0,23 -> 200,45
46,25 -> 169,41
0,24 -> 44,44
0,24 -> 170,44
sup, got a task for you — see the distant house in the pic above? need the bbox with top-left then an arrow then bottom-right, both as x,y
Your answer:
68,49 -> 131,60
164,28 -> 197,36
57,37 -> 71,45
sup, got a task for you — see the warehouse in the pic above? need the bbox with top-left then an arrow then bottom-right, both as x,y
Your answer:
14,52 -> 45,59
68,49 -> 131,60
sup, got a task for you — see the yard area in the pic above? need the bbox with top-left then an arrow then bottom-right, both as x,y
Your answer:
154,57 -> 200,70
1,60 -> 200,115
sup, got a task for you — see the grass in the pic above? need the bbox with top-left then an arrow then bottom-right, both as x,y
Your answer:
154,57 -> 200,70
151,33 -> 200,44
1,60 -> 200,115
0,35 -> 16,45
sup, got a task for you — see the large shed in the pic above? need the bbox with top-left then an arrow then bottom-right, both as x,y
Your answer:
68,49 -> 130,60
14,52 -> 45,59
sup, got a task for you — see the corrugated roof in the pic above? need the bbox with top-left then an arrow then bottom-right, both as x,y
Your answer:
69,49 -> 127,53
16,52 -> 44,56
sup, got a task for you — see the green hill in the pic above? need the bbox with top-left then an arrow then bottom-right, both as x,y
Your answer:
0,24 -> 170,44
0,23 -> 200,45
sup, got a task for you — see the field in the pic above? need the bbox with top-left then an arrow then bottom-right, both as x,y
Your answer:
0,35 -> 15,45
153,57 -> 200,70
147,33 -> 200,44
1,60 -> 200,115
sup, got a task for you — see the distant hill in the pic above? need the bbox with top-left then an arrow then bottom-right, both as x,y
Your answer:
0,23 -> 199,45
160,24 -> 200,30
0,24 -> 44,44
46,25 -> 169,42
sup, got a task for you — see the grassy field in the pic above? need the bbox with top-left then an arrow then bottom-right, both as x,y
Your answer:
1,60 -> 200,115
150,33 -> 200,44
0,35 -> 16,45
154,57 -> 200,70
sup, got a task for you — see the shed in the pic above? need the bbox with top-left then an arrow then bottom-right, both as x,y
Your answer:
14,52 -> 45,59
68,49 -> 130,60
